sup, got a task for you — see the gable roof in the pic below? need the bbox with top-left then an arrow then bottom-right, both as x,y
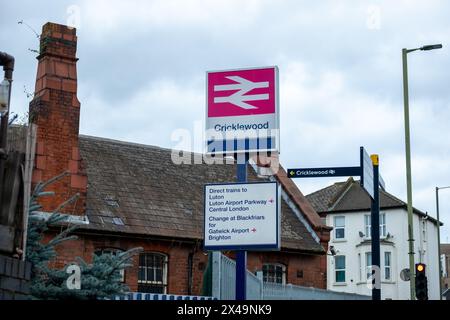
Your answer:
77,135 -> 325,253
306,177 -> 441,225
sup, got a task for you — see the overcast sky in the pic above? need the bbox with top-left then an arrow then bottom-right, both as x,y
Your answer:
1,0 -> 450,242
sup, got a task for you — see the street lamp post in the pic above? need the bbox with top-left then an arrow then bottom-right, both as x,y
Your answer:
402,44 -> 442,300
436,186 -> 450,300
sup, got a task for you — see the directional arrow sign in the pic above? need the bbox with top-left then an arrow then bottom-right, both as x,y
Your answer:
287,166 -> 361,178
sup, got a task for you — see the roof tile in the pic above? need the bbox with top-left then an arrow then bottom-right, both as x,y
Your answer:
78,135 -> 324,253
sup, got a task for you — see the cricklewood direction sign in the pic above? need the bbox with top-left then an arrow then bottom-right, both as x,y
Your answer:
288,166 -> 361,178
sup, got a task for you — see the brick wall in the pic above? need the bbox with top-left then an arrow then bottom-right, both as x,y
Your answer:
0,255 -> 32,300
45,232 -> 209,295
47,232 -> 326,295
29,22 -> 86,215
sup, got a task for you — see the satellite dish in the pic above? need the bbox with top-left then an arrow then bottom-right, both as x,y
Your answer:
400,268 -> 410,281
359,231 -> 365,238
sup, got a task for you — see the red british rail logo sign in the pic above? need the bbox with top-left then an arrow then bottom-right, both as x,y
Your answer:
205,66 -> 279,155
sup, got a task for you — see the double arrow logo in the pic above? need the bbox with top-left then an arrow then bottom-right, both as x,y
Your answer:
214,76 -> 269,110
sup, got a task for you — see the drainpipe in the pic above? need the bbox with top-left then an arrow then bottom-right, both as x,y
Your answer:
0,51 -> 15,219
188,252 -> 194,295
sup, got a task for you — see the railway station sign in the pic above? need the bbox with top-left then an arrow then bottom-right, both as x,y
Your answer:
205,66 -> 279,155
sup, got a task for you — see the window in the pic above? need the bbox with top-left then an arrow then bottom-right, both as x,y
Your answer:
358,253 -> 362,281
94,248 -> 125,282
380,214 -> 386,238
364,215 -> 371,237
263,264 -> 286,284
364,213 -> 386,238
384,252 -> 391,280
441,254 -> 447,277
334,216 -> 345,239
335,256 -> 346,283
366,252 -> 372,279
138,253 -> 168,293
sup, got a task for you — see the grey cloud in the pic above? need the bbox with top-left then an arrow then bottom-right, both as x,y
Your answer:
1,0 -> 450,241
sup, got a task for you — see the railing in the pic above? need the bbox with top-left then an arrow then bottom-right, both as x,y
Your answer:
113,293 -> 216,300
212,251 -> 262,300
263,282 -> 370,300
212,252 -> 370,300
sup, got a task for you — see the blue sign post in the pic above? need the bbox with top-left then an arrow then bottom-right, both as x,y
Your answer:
287,147 -> 384,301
370,155 -> 381,300
205,67 -> 281,301
205,67 -> 280,300
236,153 -> 248,301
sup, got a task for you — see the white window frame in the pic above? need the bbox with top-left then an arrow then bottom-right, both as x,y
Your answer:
364,213 -> 386,238
364,214 -> 371,238
380,213 -> 386,238
334,255 -> 346,283
358,253 -> 362,282
384,252 -> 392,281
262,263 -> 286,285
138,252 -> 168,294
334,216 -> 345,240
366,252 -> 372,280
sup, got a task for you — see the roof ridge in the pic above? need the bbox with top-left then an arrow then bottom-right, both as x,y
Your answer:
328,177 -> 354,210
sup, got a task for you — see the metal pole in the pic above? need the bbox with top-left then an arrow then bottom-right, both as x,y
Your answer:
436,187 -> 442,300
371,155 -> 381,300
402,48 -> 416,300
235,152 -> 248,300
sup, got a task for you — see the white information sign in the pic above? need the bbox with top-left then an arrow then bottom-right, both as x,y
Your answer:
204,182 -> 280,250
360,146 -> 386,199
361,147 -> 374,199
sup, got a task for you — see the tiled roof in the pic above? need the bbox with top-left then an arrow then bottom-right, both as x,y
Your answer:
306,177 -> 440,225
77,135 -> 324,253
306,182 -> 345,213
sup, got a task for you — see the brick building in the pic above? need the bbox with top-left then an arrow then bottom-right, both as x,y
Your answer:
25,22 -> 331,295
441,244 -> 450,293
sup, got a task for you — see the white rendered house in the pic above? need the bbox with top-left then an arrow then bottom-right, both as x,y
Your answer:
306,178 -> 441,300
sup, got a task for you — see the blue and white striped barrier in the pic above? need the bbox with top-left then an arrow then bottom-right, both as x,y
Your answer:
207,136 -> 276,154
114,293 -> 217,301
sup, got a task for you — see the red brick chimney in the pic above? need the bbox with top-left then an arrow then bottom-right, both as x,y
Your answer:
29,22 -> 86,215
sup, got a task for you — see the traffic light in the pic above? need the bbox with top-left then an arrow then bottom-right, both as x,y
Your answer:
415,263 -> 428,300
